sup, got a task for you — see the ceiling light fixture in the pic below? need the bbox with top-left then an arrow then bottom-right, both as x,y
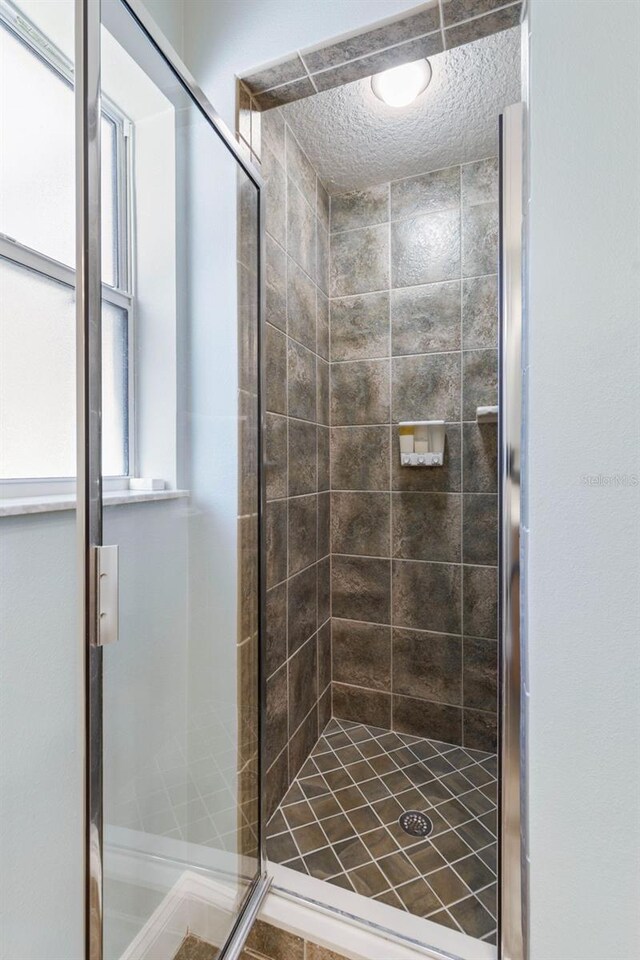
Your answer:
371,58 -> 432,108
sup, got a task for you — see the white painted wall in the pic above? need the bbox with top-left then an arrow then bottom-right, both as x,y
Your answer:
182,0 -> 425,129
525,2 -> 640,958
0,513 -> 83,960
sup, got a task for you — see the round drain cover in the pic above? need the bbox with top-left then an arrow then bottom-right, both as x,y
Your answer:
398,810 -> 433,838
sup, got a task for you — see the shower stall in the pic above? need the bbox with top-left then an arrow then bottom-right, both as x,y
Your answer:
239,8 -> 525,960
0,1 -> 525,959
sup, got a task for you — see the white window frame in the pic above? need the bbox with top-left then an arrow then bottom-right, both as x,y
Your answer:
0,0 -> 135,498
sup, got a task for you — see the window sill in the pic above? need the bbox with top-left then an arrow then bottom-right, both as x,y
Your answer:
0,489 -> 190,518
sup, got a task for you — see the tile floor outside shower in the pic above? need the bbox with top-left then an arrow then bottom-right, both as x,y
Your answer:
107,698 -> 258,855
266,718 -> 497,944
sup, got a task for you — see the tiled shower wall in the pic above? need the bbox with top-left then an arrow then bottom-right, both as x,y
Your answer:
328,159 -> 499,754
262,108 -> 332,818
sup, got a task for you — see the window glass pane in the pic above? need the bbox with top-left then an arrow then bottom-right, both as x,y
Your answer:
102,300 -> 128,476
0,258 -> 75,478
101,117 -> 117,288
0,23 -> 118,285
0,258 -> 127,478
0,26 -> 74,266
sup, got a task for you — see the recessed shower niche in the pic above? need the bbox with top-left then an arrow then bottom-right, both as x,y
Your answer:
244,11 -> 523,956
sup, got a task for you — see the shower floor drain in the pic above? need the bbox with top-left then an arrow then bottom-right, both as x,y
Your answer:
398,810 -> 433,838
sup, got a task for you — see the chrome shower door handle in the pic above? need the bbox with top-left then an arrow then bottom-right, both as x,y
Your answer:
95,544 -> 119,645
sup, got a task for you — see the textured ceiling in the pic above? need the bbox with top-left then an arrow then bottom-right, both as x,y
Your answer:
281,26 -> 521,194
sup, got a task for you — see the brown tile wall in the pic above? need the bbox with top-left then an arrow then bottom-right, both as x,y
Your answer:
249,95 -> 500,813
261,107 -> 332,818
328,159 -> 499,753
237,169 -> 260,856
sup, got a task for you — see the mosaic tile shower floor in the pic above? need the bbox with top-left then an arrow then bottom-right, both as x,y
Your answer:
267,718 -> 497,944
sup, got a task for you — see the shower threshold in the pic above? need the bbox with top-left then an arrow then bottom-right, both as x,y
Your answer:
267,719 -> 497,947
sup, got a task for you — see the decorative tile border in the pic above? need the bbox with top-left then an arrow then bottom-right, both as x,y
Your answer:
240,0 -> 522,110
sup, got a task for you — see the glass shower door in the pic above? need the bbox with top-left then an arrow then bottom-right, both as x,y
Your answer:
76,0 -> 265,956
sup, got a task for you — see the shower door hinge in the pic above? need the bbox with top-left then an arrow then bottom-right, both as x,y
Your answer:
95,544 -> 119,646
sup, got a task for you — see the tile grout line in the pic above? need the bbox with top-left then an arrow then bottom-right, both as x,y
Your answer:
332,550 -> 496,566
332,678 -> 497,716
328,185 -> 334,720
329,199 -> 494,236
327,271 -> 497,303
331,345 -> 497,364
315,154 -> 321,738
284,117 -> 292,790
442,0 -> 523,36
387,181 -> 394,731
270,489 -> 498,504
331,157 -> 499,200
437,0 -> 446,52
459,162 -> 466,745
295,49 -> 319,94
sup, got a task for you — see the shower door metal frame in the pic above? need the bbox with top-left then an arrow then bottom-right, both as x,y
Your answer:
75,0 -> 269,957
498,101 -> 527,960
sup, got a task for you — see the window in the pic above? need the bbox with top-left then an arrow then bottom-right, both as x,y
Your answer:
0,0 -> 132,485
